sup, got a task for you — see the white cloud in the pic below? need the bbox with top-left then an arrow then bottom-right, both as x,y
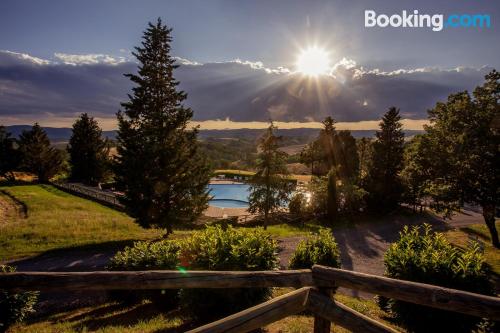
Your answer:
54,53 -> 127,65
173,56 -> 201,66
0,50 -> 51,65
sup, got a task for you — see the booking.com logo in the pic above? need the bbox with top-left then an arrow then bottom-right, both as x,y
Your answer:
365,10 -> 491,31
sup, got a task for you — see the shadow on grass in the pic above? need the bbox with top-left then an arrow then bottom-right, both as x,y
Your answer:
72,302 -> 193,333
459,226 -> 490,241
8,239 -> 138,272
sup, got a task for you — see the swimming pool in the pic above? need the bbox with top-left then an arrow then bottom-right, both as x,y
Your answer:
208,183 -> 250,208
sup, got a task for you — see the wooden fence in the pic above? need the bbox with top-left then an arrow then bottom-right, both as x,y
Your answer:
1,265 -> 499,333
53,182 -> 124,210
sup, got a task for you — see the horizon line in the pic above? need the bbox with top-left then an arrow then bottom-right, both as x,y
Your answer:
2,118 -> 429,131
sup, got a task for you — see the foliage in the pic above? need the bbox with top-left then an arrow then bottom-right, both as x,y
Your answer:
400,135 -> 432,211
308,174 -> 367,220
300,140 -> 323,176
422,70 -> 500,247
308,175 -> 328,216
108,240 -> 180,306
300,117 -> 359,180
249,122 -> 294,228
380,224 -> 494,333
326,168 -> 338,221
179,226 -> 279,320
337,178 -> 367,216
288,192 -> 307,216
366,107 -> 404,212
68,113 -> 110,185
17,123 -> 65,183
0,125 -> 20,181
288,228 -> 341,269
199,138 -> 257,170
357,137 -> 373,183
0,265 -> 38,332
333,130 -> 359,180
108,240 -> 180,271
115,19 -> 211,235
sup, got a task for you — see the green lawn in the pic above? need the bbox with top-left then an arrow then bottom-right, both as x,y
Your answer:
264,222 -> 323,237
0,185 -> 162,261
445,221 -> 500,276
0,184 -> 324,262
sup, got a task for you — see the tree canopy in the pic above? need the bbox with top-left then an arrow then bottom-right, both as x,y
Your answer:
115,19 -> 211,235
248,122 -> 293,228
68,113 -> 109,185
423,70 -> 500,247
18,124 -> 64,183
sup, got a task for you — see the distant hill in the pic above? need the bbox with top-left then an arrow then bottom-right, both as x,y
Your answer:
5,125 -> 118,144
5,125 -> 424,143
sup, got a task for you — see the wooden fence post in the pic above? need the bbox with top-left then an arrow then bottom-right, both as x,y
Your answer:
313,287 -> 332,333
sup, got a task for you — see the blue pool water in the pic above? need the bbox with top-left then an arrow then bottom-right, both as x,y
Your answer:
208,184 -> 250,208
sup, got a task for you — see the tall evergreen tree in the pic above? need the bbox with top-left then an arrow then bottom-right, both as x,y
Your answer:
248,122 -> 293,229
18,123 -> 64,183
367,107 -> 405,211
0,125 -> 19,181
424,70 -> 500,247
333,130 -> 359,180
357,137 -> 373,184
68,113 -> 109,185
302,117 -> 359,180
115,19 -> 211,235
317,116 -> 337,173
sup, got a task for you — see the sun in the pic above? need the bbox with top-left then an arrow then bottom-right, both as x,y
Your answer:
296,47 -> 331,76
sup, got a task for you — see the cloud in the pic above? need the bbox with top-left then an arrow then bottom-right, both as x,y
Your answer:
54,52 -> 128,65
0,50 -> 52,66
0,50 -> 493,128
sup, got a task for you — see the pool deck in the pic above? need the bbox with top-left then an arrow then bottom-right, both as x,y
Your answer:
204,205 -> 251,218
209,179 -> 246,185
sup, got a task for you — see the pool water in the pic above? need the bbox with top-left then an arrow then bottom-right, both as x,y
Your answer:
208,184 -> 250,208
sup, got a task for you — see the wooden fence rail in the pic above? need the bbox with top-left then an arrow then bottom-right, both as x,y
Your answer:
1,265 -> 499,332
52,182 -> 123,209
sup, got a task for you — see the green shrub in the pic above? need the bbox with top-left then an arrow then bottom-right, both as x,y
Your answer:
107,240 -> 180,307
380,224 -> 494,333
0,265 -> 38,332
288,228 -> 341,269
288,192 -> 307,216
179,226 -> 279,320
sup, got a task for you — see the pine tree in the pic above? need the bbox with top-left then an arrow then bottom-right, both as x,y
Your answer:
18,123 -> 64,183
0,125 -> 19,181
333,130 -> 359,180
367,107 -> 405,212
68,113 -> 109,185
303,117 -> 359,180
249,122 -> 293,229
115,19 -> 211,235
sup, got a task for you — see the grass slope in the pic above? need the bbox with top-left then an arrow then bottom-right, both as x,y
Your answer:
0,184 -> 161,261
445,221 -> 500,276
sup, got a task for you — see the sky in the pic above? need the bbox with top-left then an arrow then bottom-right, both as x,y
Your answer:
0,0 -> 499,129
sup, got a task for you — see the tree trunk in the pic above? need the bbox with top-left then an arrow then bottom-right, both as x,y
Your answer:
164,224 -> 173,238
264,210 -> 268,230
482,203 -> 499,249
